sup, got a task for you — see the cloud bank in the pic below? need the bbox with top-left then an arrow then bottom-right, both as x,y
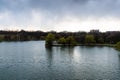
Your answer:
0,0 -> 120,31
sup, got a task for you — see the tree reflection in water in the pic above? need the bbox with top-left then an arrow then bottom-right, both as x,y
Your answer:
45,46 -> 53,67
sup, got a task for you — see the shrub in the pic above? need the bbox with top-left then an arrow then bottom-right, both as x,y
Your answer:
115,41 -> 120,50
57,37 -> 66,45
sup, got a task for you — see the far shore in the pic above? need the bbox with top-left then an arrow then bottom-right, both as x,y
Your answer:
52,44 -> 115,47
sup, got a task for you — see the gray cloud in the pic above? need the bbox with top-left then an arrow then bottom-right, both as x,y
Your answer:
0,0 -> 120,17
28,0 -> 120,17
0,0 -> 120,31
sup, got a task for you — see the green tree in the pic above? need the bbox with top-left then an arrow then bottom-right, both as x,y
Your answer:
85,35 -> 96,44
115,41 -> 120,50
98,37 -> 104,43
66,36 -> 77,45
0,35 -> 4,42
45,33 -> 55,46
57,37 -> 66,45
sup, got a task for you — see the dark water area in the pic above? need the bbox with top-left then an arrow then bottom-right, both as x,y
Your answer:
0,41 -> 120,80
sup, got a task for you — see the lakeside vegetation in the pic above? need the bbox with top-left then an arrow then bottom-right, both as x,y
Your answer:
44,30 -> 120,50
0,30 -> 119,44
45,33 -> 115,47
0,30 -> 120,49
115,41 -> 120,50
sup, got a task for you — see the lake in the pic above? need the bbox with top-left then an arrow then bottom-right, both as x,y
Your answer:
0,41 -> 120,80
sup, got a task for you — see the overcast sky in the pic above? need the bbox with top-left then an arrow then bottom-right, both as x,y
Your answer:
0,0 -> 120,32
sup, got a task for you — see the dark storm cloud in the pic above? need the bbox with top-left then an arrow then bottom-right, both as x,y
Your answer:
28,0 -> 90,15
28,0 -> 120,17
0,0 -> 120,17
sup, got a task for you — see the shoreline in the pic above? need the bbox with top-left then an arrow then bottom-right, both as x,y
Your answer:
52,44 -> 115,47
0,40 -> 115,47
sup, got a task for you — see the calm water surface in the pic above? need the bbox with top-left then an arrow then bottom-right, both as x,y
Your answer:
0,41 -> 120,80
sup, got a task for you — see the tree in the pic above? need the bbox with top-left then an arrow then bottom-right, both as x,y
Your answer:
0,35 -> 4,42
66,36 -> 77,45
85,35 -> 96,44
115,41 -> 120,50
98,37 -> 104,43
57,37 -> 66,45
45,33 -> 55,46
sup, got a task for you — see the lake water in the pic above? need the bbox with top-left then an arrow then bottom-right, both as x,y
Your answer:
0,41 -> 120,80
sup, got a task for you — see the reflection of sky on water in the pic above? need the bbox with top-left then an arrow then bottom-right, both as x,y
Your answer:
73,47 -> 81,63
0,41 -> 120,80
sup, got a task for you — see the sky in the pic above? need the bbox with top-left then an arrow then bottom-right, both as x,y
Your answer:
0,0 -> 120,32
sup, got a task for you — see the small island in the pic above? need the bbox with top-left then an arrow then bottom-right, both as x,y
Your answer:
45,33 -> 77,46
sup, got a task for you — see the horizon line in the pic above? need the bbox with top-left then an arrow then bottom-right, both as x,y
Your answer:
0,29 -> 120,33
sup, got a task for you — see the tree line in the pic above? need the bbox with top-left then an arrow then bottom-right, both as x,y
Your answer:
0,30 -> 120,45
45,31 -> 120,45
